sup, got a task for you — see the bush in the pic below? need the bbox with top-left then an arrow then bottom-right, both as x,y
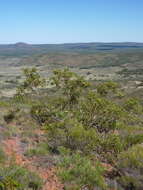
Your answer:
31,104 -> 52,125
15,67 -> 45,99
25,143 -> 49,157
123,133 -> 143,148
46,118 -> 99,154
4,109 -> 20,124
78,92 -> 125,133
98,133 -> 123,162
117,144 -> 143,189
57,150 -> 107,190
51,69 -> 89,106
123,98 -> 142,114
0,148 -> 6,164
96,81 -> 119,96
118,144 -> 143,169
0,165 -> 43,190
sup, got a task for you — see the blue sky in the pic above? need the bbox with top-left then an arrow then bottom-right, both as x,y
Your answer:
0,0 -> 143,44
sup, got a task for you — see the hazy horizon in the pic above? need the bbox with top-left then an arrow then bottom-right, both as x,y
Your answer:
1,41 -> 143,45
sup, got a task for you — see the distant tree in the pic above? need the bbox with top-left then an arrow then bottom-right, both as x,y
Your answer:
96,81 -> 119,97
15,67 -> 45,99
51,69 -> 89,106
123,98 -> 142,114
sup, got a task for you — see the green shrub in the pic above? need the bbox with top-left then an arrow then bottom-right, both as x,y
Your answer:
0,165 -> 43,190
46,118 -> 99,154
123,98 -> 142,114
4,109 -> 20,124
117,144 -> 143,189
4,111 -> 15,124
118,175 -> 143,190
99,133 -> 123,162
78,92 -> 125,133
123,133 -> 143,148
25,143 -> 49,157
118,144 -> 143,169
51,69 -> 89,106
0,148 -> 6,164
57,151 -> 107,190
15,67 -> 45,99
96,81 -> 119,96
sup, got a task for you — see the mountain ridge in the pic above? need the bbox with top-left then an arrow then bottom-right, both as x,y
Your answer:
0,42 -> 143,56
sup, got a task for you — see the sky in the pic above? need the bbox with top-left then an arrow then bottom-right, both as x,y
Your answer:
0,0 -> 143,44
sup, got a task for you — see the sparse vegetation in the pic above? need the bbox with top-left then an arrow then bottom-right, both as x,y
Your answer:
0,165 -> 43,190
1,54 -> 143,189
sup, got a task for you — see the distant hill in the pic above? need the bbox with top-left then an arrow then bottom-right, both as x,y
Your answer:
0,42 -> 143,56
14,42 -> 31,47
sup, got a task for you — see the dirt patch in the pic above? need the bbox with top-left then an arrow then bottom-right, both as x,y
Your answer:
3,136 -> 63,190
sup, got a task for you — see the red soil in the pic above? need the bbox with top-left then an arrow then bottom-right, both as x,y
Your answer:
3,137 -> 63,190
